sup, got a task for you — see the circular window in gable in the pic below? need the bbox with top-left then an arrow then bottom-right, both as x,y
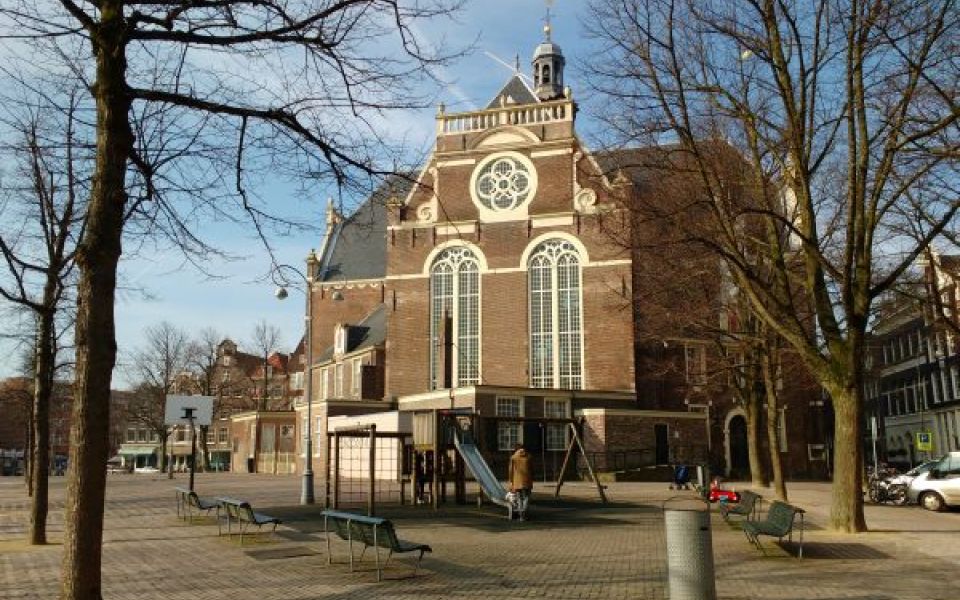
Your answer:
470,152 -> 537,214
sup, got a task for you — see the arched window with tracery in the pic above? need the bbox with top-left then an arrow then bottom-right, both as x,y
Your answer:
430,246 -> 480,389
528,239 -> 583,389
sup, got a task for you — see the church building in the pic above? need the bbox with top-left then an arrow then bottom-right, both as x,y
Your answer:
295,22 -> 830,485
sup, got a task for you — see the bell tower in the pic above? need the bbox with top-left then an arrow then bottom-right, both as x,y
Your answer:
532,14 -> 565,101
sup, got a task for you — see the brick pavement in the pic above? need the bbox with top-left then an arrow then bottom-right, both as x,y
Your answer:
1,474 -> 958,599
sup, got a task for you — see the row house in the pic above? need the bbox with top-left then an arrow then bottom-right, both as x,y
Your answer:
866,253 -> 960,468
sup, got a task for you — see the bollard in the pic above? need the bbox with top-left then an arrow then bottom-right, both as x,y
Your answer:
664,497 -> 717,600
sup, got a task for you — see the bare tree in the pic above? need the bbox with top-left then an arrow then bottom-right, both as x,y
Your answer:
249,320 -> 284,411
125,322 -> 189,477
0,89 -> 86,545
585,0 -> 959,532
186,327 -> 222,469
0,2 -> 464,596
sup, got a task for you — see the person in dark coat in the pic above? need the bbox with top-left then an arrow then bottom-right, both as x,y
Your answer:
509,443 -> 534,520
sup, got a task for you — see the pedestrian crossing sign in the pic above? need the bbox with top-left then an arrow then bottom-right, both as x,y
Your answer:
916,431 -> 933,452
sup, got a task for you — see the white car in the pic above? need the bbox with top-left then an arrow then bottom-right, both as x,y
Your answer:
134,466 -> 160,474
888,459 -> 939,486
907,452 -> 960,511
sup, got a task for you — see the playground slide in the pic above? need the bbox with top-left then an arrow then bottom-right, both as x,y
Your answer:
451,432 -> 512,510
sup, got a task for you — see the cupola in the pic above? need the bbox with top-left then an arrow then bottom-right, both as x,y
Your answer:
532,21 -> 565,101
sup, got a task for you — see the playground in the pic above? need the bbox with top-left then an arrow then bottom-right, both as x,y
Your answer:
325,409 -> 608,517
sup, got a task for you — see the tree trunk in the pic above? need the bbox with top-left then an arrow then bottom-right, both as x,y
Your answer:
830,382 -> 867,532
59,4 -> 132,598
159,435 -> 168,472
745,386 -> 768,488
761,356 -> 788,502
24,398 -> 33,496
30,309 -> 56,545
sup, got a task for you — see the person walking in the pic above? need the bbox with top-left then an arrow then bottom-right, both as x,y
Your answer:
509,443 -> 534,520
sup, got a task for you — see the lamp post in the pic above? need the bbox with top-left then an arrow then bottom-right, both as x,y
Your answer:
275,251 -> 320,505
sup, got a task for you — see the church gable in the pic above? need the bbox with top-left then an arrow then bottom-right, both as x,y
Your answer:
485,74 -> 539,109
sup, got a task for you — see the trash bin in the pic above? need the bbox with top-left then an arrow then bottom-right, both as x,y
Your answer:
663,497 -> 716,600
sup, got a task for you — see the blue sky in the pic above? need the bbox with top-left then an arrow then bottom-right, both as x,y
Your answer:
0,1 -> 600,388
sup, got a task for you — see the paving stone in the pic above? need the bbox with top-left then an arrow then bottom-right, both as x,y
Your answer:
0,476 -> 958,599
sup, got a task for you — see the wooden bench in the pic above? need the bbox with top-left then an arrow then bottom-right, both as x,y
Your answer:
218,497 -> 281,544
742,500 -> 805,558
322,509 -> 431,581
174,487 -> 218,523
720,490 -> 762,522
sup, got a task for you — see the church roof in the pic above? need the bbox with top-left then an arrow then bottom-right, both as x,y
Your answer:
316,305 -> 387,363
318,176 -> 413,283
485,74 -> 539,109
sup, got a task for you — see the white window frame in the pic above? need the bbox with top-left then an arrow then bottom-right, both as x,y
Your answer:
528,239 -> 584,390
496,396 -> 524,451
218,427 -> 228,444
352,358 -> 363,398
952,365 -> 960,400
126,428 -> 136,443
684,343 -> 707,386
429,246 -> 481,389
544,398 -> 571,451
334,363 -> 343,398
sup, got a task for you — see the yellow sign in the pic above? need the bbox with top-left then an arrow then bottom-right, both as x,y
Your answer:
916,432 -> 933,452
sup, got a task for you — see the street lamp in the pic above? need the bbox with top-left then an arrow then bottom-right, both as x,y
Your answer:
274,251 -> 342,505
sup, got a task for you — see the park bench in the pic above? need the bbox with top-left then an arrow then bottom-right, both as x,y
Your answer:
218,497 -> 281,544
742,500 -> 805,558
322,509 -> 431,581
720,490 -> 762,522
174,487 -> 218,523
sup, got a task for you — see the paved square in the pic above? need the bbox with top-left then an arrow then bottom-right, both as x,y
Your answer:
2,475 -> 959,599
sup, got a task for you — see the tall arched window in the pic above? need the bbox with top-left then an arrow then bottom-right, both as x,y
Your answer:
430,247 -> 480,389
528,239 -> 583,389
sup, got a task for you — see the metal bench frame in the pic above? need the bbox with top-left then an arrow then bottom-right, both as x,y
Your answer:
217,497 -> 281,544
322,509 -> 431,581
174,487 -> 218,523
742,500 -> 805,558
720,490 -> 762,522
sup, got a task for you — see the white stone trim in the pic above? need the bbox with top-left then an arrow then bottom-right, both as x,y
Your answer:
436,158 -> 477,168
575,408 -> 707,419
421,240 -> 489,275
437,222 -> 477,236
531,214 -> 575,228
723,407 -> 747,478
531,148 -> 574,158
519,232 -> 591,267
387,258 -> 630,282
468,151 -> 538,223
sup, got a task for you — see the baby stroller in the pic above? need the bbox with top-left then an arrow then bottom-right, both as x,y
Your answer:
669,464 -> 691,490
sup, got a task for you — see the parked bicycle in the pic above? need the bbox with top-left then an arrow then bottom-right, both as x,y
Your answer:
866,467 -> 909,505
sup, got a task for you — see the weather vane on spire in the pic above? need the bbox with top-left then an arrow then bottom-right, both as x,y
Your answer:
544,0 -> 555,41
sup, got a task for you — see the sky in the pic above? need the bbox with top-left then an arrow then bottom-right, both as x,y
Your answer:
0,0 -> 602,388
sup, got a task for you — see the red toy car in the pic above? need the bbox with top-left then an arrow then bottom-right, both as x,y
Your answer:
708,488 -> 741,503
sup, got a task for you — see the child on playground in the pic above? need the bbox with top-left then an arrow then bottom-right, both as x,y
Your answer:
509,443 -> 533,520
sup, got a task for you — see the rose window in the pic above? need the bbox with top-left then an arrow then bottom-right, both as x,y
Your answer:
475,157 -> 533,211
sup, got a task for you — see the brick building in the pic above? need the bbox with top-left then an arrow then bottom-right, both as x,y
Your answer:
292,23 -> 827,485
117,337 -> 299,472
2,377 -> 130,475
